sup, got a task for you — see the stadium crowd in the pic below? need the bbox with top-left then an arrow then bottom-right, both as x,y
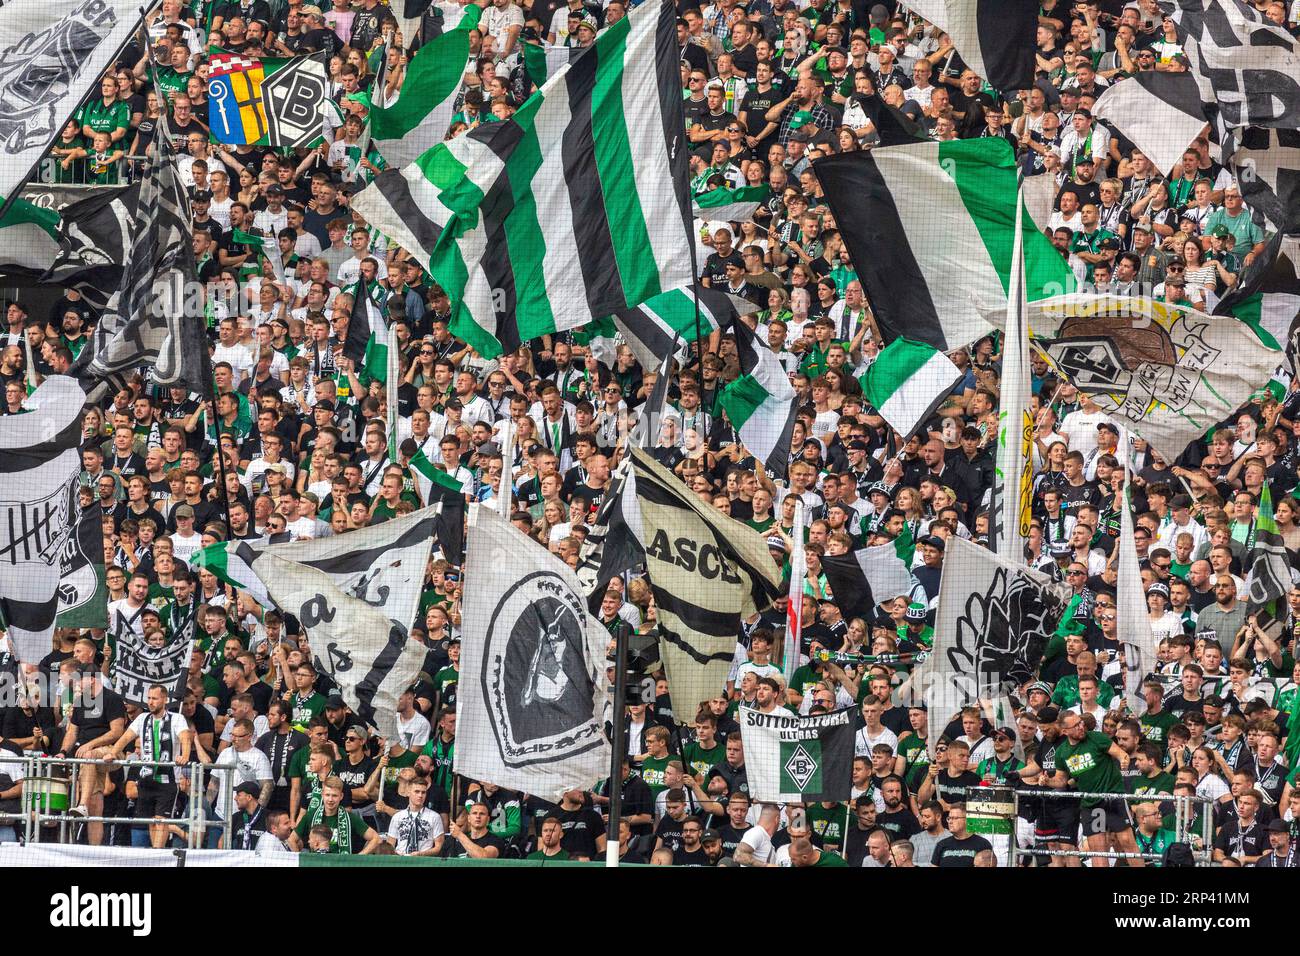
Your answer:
1,0 -> 1298,868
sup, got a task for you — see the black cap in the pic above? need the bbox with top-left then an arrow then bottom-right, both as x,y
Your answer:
1096,421 -> 1119,434
847,439 -> 868,451
1267,819 -> 1290,834
325,693 -> 346,709
191,189 -> 212,202
701,829 -> 722,843
1037,706 -> 1060,723
234,781 -> 261,797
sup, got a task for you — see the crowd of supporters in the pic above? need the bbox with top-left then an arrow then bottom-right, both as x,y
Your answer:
0,0 -> 1297,867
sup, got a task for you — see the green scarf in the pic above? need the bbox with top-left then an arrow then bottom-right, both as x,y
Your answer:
310,802 -> 353,854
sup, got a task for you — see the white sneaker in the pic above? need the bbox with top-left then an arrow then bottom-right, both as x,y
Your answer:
67,805 -> 87,817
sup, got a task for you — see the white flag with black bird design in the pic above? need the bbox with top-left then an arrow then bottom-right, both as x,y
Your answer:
456,505 -> 612,799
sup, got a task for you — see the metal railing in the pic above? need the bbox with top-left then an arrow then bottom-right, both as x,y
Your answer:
1008,788 -> 1216,867
33,155 -> 150,187
0,754 -> 234,849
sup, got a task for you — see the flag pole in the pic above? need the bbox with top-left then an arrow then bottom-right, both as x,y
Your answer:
604,623 -> 629,867
783,500 -> 806,691
497,418 -> 515,519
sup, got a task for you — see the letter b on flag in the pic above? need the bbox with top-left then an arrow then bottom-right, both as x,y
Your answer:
779,740 -> 822,795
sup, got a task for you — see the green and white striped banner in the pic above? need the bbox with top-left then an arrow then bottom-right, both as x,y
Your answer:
351,0 -> 692,359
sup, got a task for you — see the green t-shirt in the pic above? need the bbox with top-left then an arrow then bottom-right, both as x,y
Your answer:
1054,731 -> 1123,807
1134,827 -> 1177,864
639,755 -> 673,797
788,664 -> 823,704
682,740 -> 725,780
975,754 -> 1025,784
433,665 -> 459,696
79,98 -> 130,137
1127,771 -> 1176,797
1050,674 -> 1116,709
897,734 -> 931,792
294,808 -> 370,853
1138,710 -> 1178,756
379,748 -> 419,804
743,515 -> 775,533
526,849 -> 571,861
805,802 -> 847,852
290,691 -> 328,731
811,848 -> 849,866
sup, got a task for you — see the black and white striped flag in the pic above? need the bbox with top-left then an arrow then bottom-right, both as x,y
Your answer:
628,447 -> 783,715
1092,71 -> 1208,176
1174,0 -> 1300,131
351,0 -> 693,359
898,0 -> 1039,91
1233,127 -> 1300,233
0,377 -> 86,663
70,135 -> 209,400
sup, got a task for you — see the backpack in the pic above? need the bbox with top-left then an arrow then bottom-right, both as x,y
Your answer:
1161,841 -> 1196,867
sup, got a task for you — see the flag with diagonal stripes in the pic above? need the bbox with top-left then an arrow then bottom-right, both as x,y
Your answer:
70,136 -> 209,399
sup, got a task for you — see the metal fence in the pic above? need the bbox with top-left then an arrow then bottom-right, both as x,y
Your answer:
1007,788 -> 1217,867
32,154 -> 150,187
0,754 -> 234,849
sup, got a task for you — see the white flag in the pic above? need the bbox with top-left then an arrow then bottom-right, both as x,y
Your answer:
456,506 -> 612,799
254,552 -> 429,740
0,376 -> 85,661
0,0 -> 144,204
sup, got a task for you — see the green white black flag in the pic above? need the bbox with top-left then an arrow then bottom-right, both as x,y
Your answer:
739,706 -> 855,803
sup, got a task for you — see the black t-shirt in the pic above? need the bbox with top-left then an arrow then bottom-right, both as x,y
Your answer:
673,845 -> 710,866
931,833 -> 994,867
878,806 -> 923,839
717,821 -> 749,858
934,769 -> 982,808
1,705 -> 56,742
445,829 -> 508,858
70,688 -> 127,746
703,250 -> 742,287
1214,816 -> 1267,860
654,814 -> 687,853
333,754 -> 377,808
553,805 -> 605,859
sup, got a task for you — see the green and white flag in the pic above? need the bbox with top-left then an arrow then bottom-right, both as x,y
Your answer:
342,278 -> 391,383
370,4 -> 482,169
230,227 -> 286,285
410,447 -> 473,503
692,184 -> 771,222
718,320 -> 797,477
351,0 -> 693,359
613,284 -> 756,372
815,138 -> 1076,352
1245,482 -> 1292,613
522,41 -> 584,87
857,338 -> 963,440
0,197 -> 61,277
739,706 -> 855,803
1213,232 -> 1299,369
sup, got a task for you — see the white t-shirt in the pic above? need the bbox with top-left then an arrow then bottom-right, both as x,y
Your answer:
394,711 -> 432,751
854,725 -> 899,757
1059,409 -> 1113,458
220,713 -> 270,744
387,806 -> 445,855
170,529 -> 204,565
739,824 -> 777,865
127,711 -> 190,762
255,831 -> 293,855
213,745 -> 273,820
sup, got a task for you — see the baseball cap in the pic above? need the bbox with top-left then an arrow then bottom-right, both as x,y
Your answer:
701,829 -> 722,843
994,726 -> 1016,740
1267,819 -> 1290,834
346,724 -> 369,739
1096,421 -> 1119,434
191,189 -> 212,202
919,534 -> 945,552
766,534 -> 787,553
234,782 -> 261,797
175,504 -> 195,519
325,693 -> 346,709
1037,706 -> 1060,723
